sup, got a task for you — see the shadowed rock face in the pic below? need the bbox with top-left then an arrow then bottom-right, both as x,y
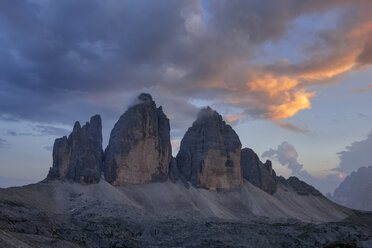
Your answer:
104,93 -> 172,186
332,165 -> 372,211
47,115 -> 103,184
240,148 -> 277,194
176,107 -> 243,190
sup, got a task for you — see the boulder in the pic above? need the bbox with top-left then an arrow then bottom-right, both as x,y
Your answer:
176,107 -> 243,190
104,93 -> 172,186
47,115 -> 103,184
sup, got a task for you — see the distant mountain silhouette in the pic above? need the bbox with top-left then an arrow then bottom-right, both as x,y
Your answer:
331,165 -> 372,211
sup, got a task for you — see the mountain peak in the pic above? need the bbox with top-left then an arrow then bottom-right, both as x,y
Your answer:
332,165 -> 372,211
104,94 -> 171,186
138,92 -> 153,103
176,108 -> 243,190
196,106 -> 223,123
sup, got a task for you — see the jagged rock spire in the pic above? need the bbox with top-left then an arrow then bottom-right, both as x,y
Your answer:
240,148 -> 277,194
47,115 -> 103,184
103,93 -> 172,186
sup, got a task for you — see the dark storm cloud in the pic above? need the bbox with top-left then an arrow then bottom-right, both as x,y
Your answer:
0,0 -> 201,132
1,0 -> 372,135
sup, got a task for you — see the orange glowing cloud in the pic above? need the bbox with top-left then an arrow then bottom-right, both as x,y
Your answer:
267,91 -> 314,120
296,51 -> 359,80
247,75 -> 298,97
199,17 -> 372,133
245,75 -> 315,120
225,114 -> 245,123
338,173 -> 344,179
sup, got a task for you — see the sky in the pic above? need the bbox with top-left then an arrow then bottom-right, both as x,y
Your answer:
0,0 -> 372,193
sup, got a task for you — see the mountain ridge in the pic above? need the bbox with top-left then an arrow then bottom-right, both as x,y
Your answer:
331,165 -> 372,211
1,92 -> 371,247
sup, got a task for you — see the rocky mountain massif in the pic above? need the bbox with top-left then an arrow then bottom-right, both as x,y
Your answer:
46,93 -> 320,195
1,93 -> 371,247
331,165 -> 372,211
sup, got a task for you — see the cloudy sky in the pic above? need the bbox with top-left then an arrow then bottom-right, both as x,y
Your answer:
0,0 -> 372,193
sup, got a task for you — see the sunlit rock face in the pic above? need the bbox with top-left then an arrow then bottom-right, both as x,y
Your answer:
240,148 -> 277,194
176,107 -> 243,191
104,93 -> 172,186
47,115 -> 103,184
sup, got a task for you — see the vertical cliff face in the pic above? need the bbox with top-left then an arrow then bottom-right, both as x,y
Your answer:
47,115 -> 103,184
176,107 -> 243,191
104,93 -> 172,186
240,148 -> 277,194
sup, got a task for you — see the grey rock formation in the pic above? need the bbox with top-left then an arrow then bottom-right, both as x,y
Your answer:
47,115 -> 103,184
278,176 -> 321,196
332,165 -> 372,211
240,148 -> 278,194
104,93 -> 172,186
176,107 -> 243,190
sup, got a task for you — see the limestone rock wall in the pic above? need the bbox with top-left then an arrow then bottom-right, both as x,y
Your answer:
47,115 -> 103,184
240,148 -> 277,194
104,93 -> 172,186
176,107 -> 243,190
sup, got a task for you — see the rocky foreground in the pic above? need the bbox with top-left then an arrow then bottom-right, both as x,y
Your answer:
0,180 -> 372,248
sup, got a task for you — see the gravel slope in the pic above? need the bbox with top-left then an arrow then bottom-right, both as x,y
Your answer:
0,180 -> 370,247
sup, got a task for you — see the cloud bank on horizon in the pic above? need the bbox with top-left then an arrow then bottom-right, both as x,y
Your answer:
0,0 -> 372,133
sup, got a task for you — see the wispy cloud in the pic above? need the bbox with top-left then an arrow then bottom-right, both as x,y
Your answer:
0,138 -> 9,149
6,125 -> 69,137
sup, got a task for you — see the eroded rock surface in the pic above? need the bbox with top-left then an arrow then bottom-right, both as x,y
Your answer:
176,107 -> 243,190
240,148 -> 277,194
104,93 -> 172,186
47,115 -> 103,184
